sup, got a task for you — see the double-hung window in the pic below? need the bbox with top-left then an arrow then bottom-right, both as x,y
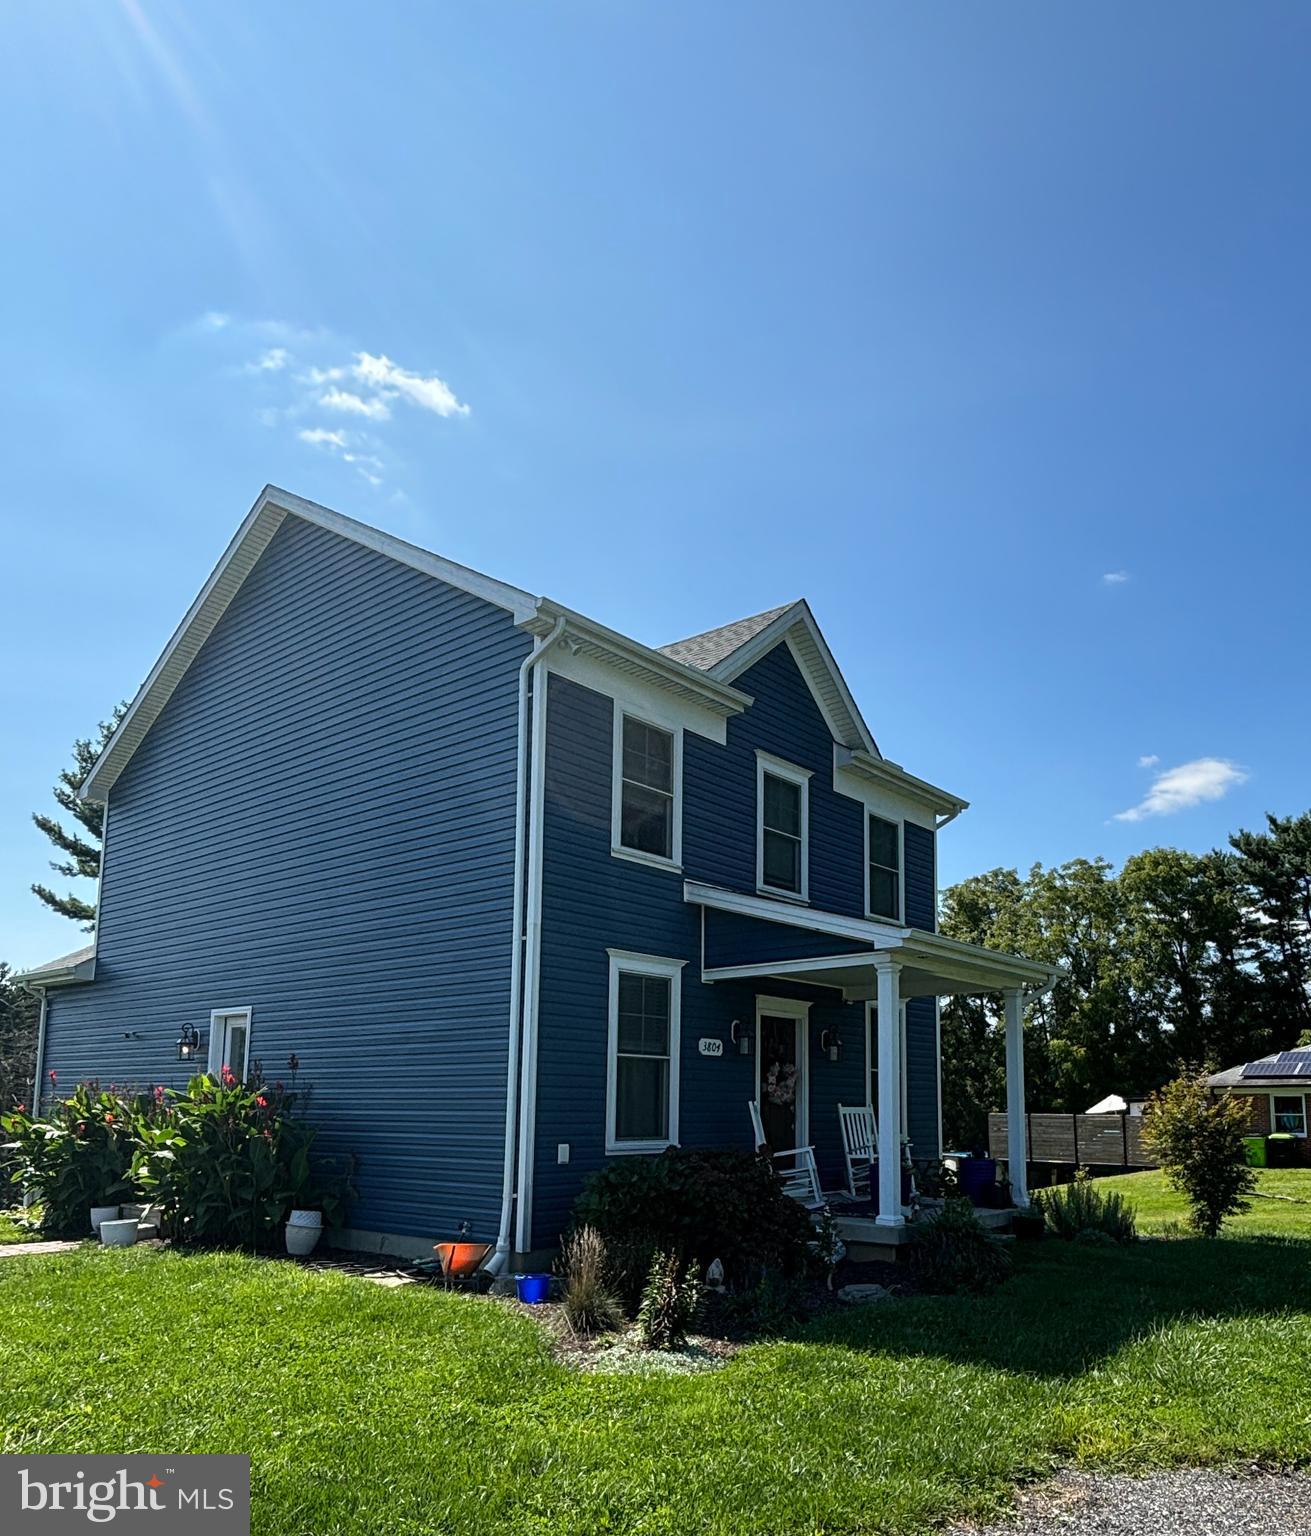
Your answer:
1273,1094 -> 1307,1136
606,951 -> 684,1152
613,714 -> 680,867
867,814 -> 902,921
757,753 -> 809,899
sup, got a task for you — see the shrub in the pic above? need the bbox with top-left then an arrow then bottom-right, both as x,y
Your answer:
571,1146 -> 814,1304
134,1072 -> 352,1249
1142,1069 -> 1257,1237
1010,1207 -> 1047,1242
559,1226 -> 623,1337
909,1198 -> 1011,1295
637,1249 -> 703,1350
1,1082 -> 154,1237
710,1270 -> 809,1337
1035,1176 -> 1137,1244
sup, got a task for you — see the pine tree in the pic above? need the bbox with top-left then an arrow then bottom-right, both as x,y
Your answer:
31,705 -> 126,929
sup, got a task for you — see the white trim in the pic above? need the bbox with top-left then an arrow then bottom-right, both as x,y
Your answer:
82,486 -> 539,801
754,995 -> 811,1149
611,709 -> 683,871
703,952 -> 881,986
686,880 -> 905,946
1003,987 -> 1029,1207
756,751 -> 811,902
709,600 -> 877,756
833,745 -> 968,824
864,808 -> 905,924
873,957 -> 904,1227
545,644 -> 734,746
30,992 -> 49,1117
208,1007 -> 252,1079
605,950 -> 686,1155
1270,1091 -> 1308,1136
934,996 -> 944,1158
863,1000 -> 907,1141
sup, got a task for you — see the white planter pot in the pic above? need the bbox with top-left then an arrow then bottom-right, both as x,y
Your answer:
287,1209 -> 323,1228
99,1219 -> 139,1248
285,1223 -> 322,1257
90,1205 -> 120,1234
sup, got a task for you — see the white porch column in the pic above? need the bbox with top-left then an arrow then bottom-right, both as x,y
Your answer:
874,956 -> 903,1228
1003,986 -> 1029,1208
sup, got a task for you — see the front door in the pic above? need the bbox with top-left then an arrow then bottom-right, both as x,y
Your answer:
757,1009 -> 805,1151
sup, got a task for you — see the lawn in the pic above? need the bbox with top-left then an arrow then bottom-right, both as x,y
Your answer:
1091,1166 -> 1311,1236
2,1226 -> 1310,1535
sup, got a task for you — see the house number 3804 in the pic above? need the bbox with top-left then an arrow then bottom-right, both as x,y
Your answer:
698,1038 -> 724,1057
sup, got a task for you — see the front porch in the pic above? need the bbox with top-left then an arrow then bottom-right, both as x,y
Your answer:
833,1201 -> 1016,1262
688,881 -> 1063,1231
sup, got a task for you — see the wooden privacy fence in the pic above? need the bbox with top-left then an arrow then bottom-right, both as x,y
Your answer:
988,1112 -> 1156,1169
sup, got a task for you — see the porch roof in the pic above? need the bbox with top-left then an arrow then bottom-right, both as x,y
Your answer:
685,881 -> 1060,1000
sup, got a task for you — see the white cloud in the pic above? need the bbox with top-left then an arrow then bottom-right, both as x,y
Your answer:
199,310 -> 230,331
298,427 -> 347,449
1114,757 -> 1248,823
247,347 -> 290,373
1102,571 -> 1130,586
1138,754 -> 1159,768
351,352 -> 470,418
320,387 -> 391,421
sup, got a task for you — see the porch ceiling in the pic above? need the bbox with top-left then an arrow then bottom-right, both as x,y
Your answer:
687,881 -> 1061,999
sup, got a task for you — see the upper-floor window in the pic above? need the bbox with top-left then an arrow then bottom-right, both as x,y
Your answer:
606,950 -> 684,1153
756,752 -> 810,900
613,713 -> 681,868
867,814 -> 902,921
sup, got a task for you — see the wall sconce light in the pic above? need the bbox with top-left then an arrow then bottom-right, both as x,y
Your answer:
176,1023 -> 203,1063
730,1018 -> 751,1056
821,1028 -> 843,1064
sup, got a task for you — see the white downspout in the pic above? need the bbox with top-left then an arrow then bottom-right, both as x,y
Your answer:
22,987 -> 49,1207
487,616 -> 567,1274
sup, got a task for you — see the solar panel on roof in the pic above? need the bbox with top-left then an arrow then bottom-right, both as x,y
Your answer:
1241,1051 -> 1311,1079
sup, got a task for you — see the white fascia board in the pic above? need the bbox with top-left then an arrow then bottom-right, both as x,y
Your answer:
684,880 -> 907,947
528,601 -> 752,725
81,485 -> 540,801
15,955 -> 97,989
547,645 -> 733,745
708,600 -> 877,756
834,746 -> 969,823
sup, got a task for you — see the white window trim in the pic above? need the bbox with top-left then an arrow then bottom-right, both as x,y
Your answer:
755,995 -> 811,1147
208,1007 -> 252,1079
611,710 -> 683,872
865,810 -> 905,924
605,950 -> 685,1155
1270,1092 -> 1307,1136
756,750 -> 811,903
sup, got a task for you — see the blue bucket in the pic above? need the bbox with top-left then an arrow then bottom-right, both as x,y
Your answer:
515,1273 -> 551,1305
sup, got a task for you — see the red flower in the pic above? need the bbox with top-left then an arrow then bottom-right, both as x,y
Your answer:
256,1095 -> 268,1108
104,1113 -> 115,1124
220,1066 -> 236,1087
15,1103 -> 25,1114
47,1070 -> 56,1085
261,1128 -> 272,1141
154,1085 -> 166,1103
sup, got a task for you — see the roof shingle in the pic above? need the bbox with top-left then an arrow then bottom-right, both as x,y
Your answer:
658,602 -> 797,673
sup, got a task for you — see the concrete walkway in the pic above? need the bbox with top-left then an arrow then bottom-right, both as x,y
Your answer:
0,1240 -> 81,1258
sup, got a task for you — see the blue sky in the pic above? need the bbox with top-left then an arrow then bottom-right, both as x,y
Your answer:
3,2 -> 1309,968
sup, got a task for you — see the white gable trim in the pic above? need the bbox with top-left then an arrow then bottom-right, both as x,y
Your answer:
81,485 -> 539,801
708,600 -> 878,756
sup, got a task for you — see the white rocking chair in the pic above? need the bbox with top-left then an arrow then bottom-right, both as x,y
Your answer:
749,1099 -> 824,1209
838,1103 -> 877,1200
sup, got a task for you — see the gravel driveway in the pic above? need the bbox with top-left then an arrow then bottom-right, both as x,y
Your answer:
951,1468 -> 1311,1535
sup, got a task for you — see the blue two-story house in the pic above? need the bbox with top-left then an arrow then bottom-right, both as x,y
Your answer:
19,486 -> 1056,1264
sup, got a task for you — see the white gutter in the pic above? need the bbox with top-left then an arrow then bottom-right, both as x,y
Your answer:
21,987 -> 48,1208
487,616 -> 567,1275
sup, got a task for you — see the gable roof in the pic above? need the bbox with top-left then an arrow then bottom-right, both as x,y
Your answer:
659,604 -> 795,672
81,486 -> 540,802
1209,1050 -> 1311,1090
663,598 -> 879,757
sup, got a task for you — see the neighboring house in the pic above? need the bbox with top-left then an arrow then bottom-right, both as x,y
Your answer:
1208,1051 -> 1311,1138
17,486 -> 1057,1263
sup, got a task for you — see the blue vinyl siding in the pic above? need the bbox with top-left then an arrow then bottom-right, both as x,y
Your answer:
532,640 -> 940,1245
39,514 -> 530,1241
904,822 -> 937,932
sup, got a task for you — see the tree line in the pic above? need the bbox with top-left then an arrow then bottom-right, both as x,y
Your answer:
940,812 -> 1311,1150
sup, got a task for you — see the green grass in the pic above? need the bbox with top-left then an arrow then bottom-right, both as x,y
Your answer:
0,1207 -> 44,1244
1091,1167 -> 1311,1237
2,1231 -> 1311,1535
